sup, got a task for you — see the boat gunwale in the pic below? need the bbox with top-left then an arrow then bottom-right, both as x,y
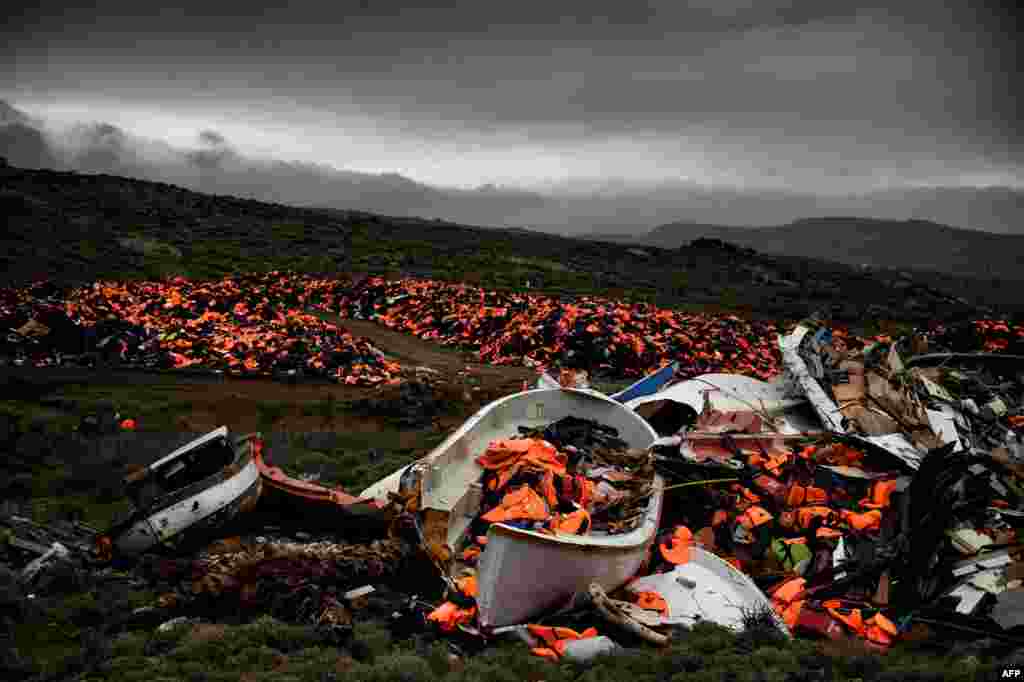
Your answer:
360,387 -> 660,501
423,386 -> 656,469
255,449 -> 383,508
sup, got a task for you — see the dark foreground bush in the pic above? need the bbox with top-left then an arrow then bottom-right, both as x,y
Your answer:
45,617 -> 1009,682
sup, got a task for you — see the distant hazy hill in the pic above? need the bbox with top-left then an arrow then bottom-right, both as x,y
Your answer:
642,217 -> 1024,282
5,99 -> 1024,238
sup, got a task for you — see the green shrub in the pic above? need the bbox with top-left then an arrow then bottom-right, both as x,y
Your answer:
109,632 -> 150,659
225,645 -> 282,672
357,620 -> 394,660
256,401 -> 290,427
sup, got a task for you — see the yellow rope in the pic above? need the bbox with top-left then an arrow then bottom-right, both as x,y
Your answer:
661,477 -> 739,492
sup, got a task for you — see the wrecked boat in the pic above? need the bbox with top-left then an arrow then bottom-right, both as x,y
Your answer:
627,373 -> 804,417
625,372 -> 811,437
254,446 -> 390,537
102,426 -> 262,556
625,546 -> 790,636
360,388 -> 663,628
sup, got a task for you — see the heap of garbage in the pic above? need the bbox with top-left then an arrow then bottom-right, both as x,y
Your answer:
331,276 -> 783,380
403,321 -> 1022,659
643,320 -> 1024,651
1,275 -> 401,385
5,274 -> 1023,389
785,318 -> 1024,467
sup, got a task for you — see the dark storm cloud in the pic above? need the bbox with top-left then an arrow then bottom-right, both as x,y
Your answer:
1,100 -> 32,125
2,2 -> 1021,231
6,1 -> 1015,134
7,0 -> 1017,163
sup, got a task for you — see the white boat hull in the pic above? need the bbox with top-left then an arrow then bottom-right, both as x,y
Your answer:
627,373 -> 805,417
112,429 -> 263,555
360,388 -> 662,628
477,493 -> 664,627
625,546 -> 790,636
115,455 -> 261,554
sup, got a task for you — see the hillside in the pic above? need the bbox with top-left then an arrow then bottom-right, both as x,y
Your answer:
2,163 -> 1020,327
643,217 -> 1024,283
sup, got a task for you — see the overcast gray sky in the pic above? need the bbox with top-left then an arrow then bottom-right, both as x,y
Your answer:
3,0 -> 1021,194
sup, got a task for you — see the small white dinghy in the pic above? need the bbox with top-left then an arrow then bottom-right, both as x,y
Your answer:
360,388 -> 663,628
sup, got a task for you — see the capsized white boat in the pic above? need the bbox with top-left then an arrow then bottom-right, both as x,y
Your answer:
360,388 -> 663,628
625,546 -> 790,636
626,373 -> 806,419
624,372 -> 815,438
105,427 -> 262,556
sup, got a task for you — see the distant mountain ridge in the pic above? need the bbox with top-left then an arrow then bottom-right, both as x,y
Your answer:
639,217 -> 1024,282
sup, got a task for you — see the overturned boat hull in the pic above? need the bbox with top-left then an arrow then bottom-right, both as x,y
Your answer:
625,547 -> 790,636
625,372 -> 812,437
108,427 -> 263,556
627,372 -> 805,417
360,388 -> 663,629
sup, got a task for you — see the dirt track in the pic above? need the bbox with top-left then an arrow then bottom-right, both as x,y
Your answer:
322,315 -> 537,388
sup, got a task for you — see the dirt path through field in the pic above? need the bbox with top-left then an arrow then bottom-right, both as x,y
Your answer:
319,314 -> 537,389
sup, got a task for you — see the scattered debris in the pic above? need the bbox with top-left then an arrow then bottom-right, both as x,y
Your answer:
155,615 -> 198,633
18,541 -> 72,590
6,297 -> 1024,669
558,634 -> 622,662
